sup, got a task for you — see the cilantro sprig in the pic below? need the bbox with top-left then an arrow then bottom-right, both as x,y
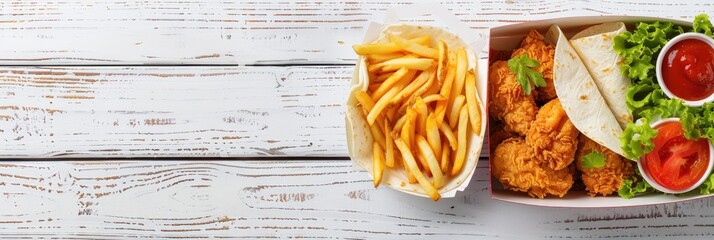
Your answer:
580,151 -> 606,169
507,54 -> 545,95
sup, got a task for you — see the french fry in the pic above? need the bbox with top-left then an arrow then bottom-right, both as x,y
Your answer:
437,40 -> 449,86
439,121 -> 457,151
403,157 -> 417,183
440,140 -> 450,173
379,58 -> 434,72
353,42 -> 401,55
371,67 -> 410,101
390,67 -> 435,106
368,83 -> 380,93
399,71 -> 436,114
448,95 -> 466,129
368,85 -> 402,125
368,54 -> 419,73
422,94 -> 446,103
384,120 -> 395,168
447,48 -> 468,118
416,150 -> 432,177
369,118 -> 387,150
373,142 -> 385,187
464,71 -> 482,135
389,34 -> 439,59
395,138 -> 440,201
385,106 -> 398,122
422,78 -> 442,97
425,114 -> 442,159
368,69 -> 412,125
415,97 -> 428,136
393,114 -> 407,135
417,135 -> 444,188
452,106 -> 468,176
355,90 -> 387,130
354,90 -> 374,111
368,52 -> 405,64
401,107 -> 417,149
352,32 -> 482,200
434,56 -> 457,125
375,71 -> 394,83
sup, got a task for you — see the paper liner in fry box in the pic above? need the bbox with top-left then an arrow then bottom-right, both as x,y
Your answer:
345,2 -> 487,199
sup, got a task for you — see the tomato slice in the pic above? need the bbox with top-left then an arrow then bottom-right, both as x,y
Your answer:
643,121 -> 710,191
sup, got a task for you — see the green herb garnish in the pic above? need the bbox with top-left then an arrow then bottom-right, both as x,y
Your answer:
580,151 -> 606,169
507,54 -> 545,95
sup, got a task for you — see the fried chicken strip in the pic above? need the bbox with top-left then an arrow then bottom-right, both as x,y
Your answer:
526,99 -> 579,171
511,30 -> 557,102
488,120 -> 515,154
575,135 -> 635,196
488,61 -> 538,136
492,137 -> 573,198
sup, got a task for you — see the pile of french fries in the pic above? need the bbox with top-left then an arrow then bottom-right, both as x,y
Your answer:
352,33 -> 481,201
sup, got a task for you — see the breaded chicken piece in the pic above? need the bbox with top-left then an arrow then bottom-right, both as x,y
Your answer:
488,121 -> 515,154
492,137 -> 574,198
488,61 -> 538,136
575,135 -> 635,196
511,30 -> 557,102
526,99 -> 579,171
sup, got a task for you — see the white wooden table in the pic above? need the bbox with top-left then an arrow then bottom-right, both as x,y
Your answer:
3,1 -> 714,238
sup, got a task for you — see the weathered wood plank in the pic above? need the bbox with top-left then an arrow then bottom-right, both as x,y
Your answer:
0,66 -> 489,158
0,159 -> 712,239
0,66 -> 349,158
1,0 -> 712,65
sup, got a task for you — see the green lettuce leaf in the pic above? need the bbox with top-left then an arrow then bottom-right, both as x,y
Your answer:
621,119 -> 658,160
614,20 -> 683,83
639,98 -> 688,120
618,169 -> 658,199
681,103 -> 714,143
699,173 -> 714,195
693,14 -> 714,37
615,14 -> 714,198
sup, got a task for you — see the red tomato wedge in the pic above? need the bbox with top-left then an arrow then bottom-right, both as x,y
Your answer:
643,121 -> 711,191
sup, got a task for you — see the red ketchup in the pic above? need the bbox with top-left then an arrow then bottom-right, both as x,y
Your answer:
661,39 -> 714,101
642,121 -> 710,191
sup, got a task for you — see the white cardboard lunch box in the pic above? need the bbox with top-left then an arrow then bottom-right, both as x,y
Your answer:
486,16 -> 709,208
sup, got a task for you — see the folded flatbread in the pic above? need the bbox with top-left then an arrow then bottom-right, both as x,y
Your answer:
570,22 -> 632,129
546,24 -> 627,158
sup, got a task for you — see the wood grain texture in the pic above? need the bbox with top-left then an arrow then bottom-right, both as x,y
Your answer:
2,1 -> 714,239
0,159 -> 713,239
0,66 -> 488,158
0,66 -> 346,158
1,0 -> 713,65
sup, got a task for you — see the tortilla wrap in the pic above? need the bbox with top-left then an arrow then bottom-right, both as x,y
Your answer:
546,24 -> 626,158
345,24 -> 486,198
570,22 -> 632,129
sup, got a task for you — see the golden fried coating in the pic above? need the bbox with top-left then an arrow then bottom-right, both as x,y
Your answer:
489,121 -> 515,154
575,135 -> 635,196
526,99 -> 579,171
511,30 -> 556,102
492,137 -> 574,198
488,61 -> 538,136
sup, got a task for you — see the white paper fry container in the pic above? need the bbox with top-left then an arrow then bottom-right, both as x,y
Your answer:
345,2 -> 488,199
